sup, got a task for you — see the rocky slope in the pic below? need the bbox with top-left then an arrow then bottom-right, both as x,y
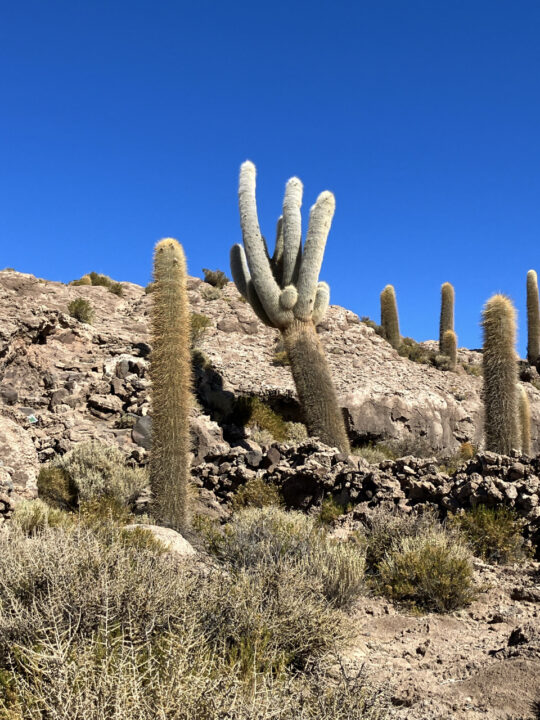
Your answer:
2,267 -> 540,502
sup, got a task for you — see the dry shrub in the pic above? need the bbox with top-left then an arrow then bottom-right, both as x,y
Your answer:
10,499 -> 72,535
39,442 -> 148,507
0,521 -> 386,719
190,312 -> 212,345
202,268 -> 229,289
377,529 -> 476,612
449,505 -> 528,564
216,507 -> 365,610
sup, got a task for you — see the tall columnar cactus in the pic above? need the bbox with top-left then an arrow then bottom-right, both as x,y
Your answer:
230,161 -> 350,453
150,238 -> 192,531
518,385 -> 531,456
526,269 -> 540,366
439,282 -> 455,350
442,329 -> 458,371
380,285 -> 400,349
481,294 -> 519,455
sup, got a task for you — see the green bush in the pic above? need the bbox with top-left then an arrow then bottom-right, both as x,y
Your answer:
190,312 -> 212,345
449,505 -> 528,564
39,442 -> 148,507
68,298 -> 94,323
88,271 -> 113,287
272,350 -> 290,366
377,529 -> 476,612
108,281 -> 124,296
352,443 -> 396,464
202,268 -> 229,289
360,316 -> 384,337
231,478 -> 283,511
216,507 -> 365,610
318,496 -> 350,525
235,396 -> 289,441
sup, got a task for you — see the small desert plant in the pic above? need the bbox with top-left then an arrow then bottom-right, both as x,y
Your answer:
68,297 -> 94,323
200,285 -> 221,301
377,529 -> 476,612
449,505 -> 528,564
144,282 -> 155,294
318,496 -> 350,525
482,294 -> 519,454
11,499 -> 72,535
285,421 -> 309,442
459,441 -> 476,461
39,442 -> 147,507
231,478 -> 283,510
216,507 -> 365,610
352,442 -> 397,464
190,312 -> 212,345
463,361 -> 482,377
380,285 -> 400,349
108,281 -> 124,296
88,271 -> 113,287
235,396 -> 289,441
71,274 -> 92,286
202,268 -> 229,288
360,316 -> 384,337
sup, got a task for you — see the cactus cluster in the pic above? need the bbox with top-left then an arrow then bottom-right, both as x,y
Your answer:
230,161 -> 349,453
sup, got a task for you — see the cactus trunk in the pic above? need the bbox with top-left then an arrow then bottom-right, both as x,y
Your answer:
282,320 -> 350,452
518,386 -> 531,456
527,269 -> 540,366
150,238 -> 192,532
441,329 -> 458,371
482,294 -> 519,455
380,285 -> 400,349
439,282 -> 455,350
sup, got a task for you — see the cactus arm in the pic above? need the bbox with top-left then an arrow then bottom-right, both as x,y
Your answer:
295,191 -> 335,321
272,216 -> 284,284
312,282 -> 330,325
282,177 -> 303,286
238,161 -> 289,326
247,281 -> 274,326
526,269 -> 540,365
230,243 -> 251,298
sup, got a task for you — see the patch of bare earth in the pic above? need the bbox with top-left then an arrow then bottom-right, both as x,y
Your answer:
349,560 -> 540,719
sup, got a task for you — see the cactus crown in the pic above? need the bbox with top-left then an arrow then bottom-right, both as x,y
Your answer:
230,161 -> 332,329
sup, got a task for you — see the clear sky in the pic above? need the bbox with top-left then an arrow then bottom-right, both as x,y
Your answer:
2,1 -> 540,354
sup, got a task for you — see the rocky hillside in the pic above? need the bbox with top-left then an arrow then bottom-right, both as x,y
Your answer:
1,267 -> 540,502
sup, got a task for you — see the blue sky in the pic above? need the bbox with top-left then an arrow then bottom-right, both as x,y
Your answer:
2,1 -> 540,354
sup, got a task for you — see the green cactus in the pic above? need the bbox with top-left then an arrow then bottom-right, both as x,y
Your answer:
518,385 -> 531,456
526,269 -> 540,366
149,238 -> 192,531
481,294 -> 519,455
439,282 -> 455,350
230,161 -> 349,453
380,285 -> 400,349
441,329 -> 458,371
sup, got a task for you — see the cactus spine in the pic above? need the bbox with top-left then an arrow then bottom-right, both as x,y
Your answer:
150,238 -> 192,531
481,294 -> 519,455
526,269 -> 540,366
230,161 -> 349,453
442,329 -> 458,371
439,282 -> 455,350
380,285 -> 400,349
518,386 -> 531,455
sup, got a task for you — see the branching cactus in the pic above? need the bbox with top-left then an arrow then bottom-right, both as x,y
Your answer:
439,282 -> 455,350
230,161 -> 350,452
150,238 -> 192,531
526,269 -> 540,366
518,385 -> 531,455
380,285 -> 400,349
481,294 -> 519,455
442,329 -> 458,371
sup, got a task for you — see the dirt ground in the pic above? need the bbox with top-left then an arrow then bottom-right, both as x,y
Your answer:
349,559 -> 540,719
